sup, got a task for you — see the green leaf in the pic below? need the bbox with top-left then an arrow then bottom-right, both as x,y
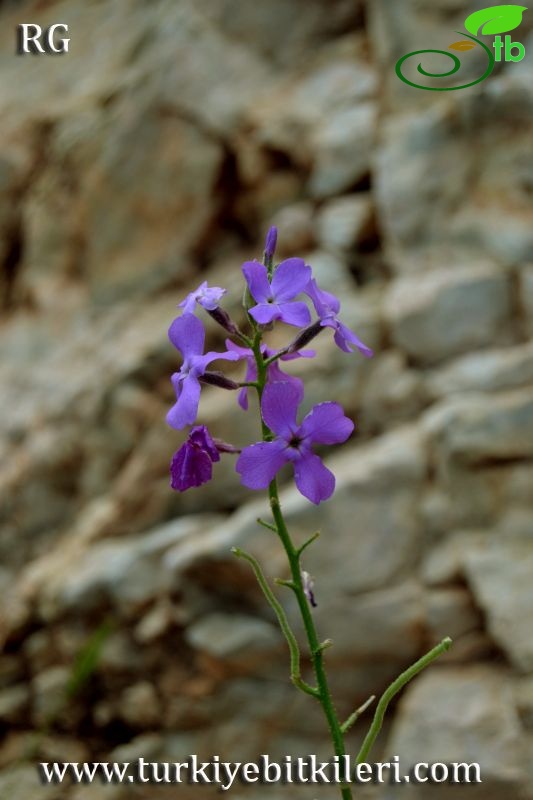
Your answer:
464,5 -> 528,36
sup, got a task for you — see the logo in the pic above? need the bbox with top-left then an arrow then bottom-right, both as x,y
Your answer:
396,4 -> 527,91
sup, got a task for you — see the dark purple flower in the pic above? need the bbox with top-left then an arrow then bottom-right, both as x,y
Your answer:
305,278 -> 373,357
170,425 -> 220,491
264,226 -> 278,261
242,259 -> 312,328
225,340 -> 315,410
166,313 -> 240,429
236,382 -> 354,504
178,281 -> 226,315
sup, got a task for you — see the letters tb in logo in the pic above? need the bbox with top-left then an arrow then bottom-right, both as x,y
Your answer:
17,23 -> 70,55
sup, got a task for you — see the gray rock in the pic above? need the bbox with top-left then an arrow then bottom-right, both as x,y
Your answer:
0,685 -> 30,725
269,202 -> 316,256
309,104 -> 377,198
385,266 -> 512,364
423,388 -> 533,465
463,536 -> 533,672
32,666 -> 71,727
31,514 -> 223,619
186,612 -> 281,666
119,682 -> 161,729
427,342 -> 533,397
386,666 -> 528,799
317,194 -> 374,251
520,264 -> 533,334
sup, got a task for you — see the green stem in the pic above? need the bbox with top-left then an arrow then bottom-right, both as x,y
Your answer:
251,333 -> 352,800
356,637 -> 452,764
232,547 -> 318,698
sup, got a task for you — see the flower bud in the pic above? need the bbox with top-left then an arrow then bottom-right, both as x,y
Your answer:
264,226 -> 278,261
207,306 -> 239,335
200,371 -> 240,390
285,320 -> 324,354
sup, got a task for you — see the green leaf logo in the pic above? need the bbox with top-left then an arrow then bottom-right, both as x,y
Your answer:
464,5 -> 528,36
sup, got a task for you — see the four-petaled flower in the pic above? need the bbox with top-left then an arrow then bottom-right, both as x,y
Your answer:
236,382 -> 354,504
305,278 -> 373,356
243,258 -> 312,328
170,426 -> 220,491
178,281 -> 226,315
225,340 -> 314,410
166,313 -> 239,429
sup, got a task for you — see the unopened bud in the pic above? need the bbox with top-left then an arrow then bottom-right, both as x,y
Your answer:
207,306 -> 239,335
286,320 -> 324,354
200,371 -> 240,390
264,226 -> 278,261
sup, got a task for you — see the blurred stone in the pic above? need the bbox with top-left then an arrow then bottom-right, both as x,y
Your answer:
463,536 -> 533,672
32,666 -> 70,727
270,202 -> 316,256
385,266 -> 512,364
186,612 -> 281,670
119,682 -> 161,729
360,350 -> 428,430
425,587 -> 481,643
0,765 -> 62,800
29,514 -> 222,620
387,666 -> 528,799
317,194 -> 374,251
0,684 -> 30,725
424,388 -> 533,465
309,104 -> 377,198
520,264 -> 533,334
427,342 -> 533,397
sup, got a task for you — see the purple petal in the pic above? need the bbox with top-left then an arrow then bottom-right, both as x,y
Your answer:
261,381 -> 303,438
242,261 -> 271,303
280,349 -> 316,362
197,285 -> 226,311
236,439 -> 288,489
248,303 -> 278,325
334,321 -> 374,357
189,425 -> 220,462
271,258 -> 311,303
193,348 -> 241,374
306,278 -> 340,317
238,387 -> 249,410
300,402 -> 354,445
267,361 -> 304,398
170,443 -> 213,491
293,453 -> 335,505
168,313 -> 205,358
166,375 -> 201,429
278,301 -> 312,328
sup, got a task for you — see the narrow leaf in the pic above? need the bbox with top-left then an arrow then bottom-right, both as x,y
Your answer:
449,41 -> 478,50
464,5 -> 527,36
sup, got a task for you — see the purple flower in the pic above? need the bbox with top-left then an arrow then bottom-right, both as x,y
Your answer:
178,281 -> 226,315
170,425 -> 220,491
226,340 -> 315,410
236,382 -> 354,504
166,313 -> 240,429
305,278 -> 373,357
242,258 -> 312,328
264,226 -> 278,261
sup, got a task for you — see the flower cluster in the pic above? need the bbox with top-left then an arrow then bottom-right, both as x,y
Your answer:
166,227 -> 372,505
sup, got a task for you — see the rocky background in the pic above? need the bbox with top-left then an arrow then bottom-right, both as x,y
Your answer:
1,1 -> 533,798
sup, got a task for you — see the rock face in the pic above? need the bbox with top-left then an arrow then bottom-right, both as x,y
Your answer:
1,0 -> 533,797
